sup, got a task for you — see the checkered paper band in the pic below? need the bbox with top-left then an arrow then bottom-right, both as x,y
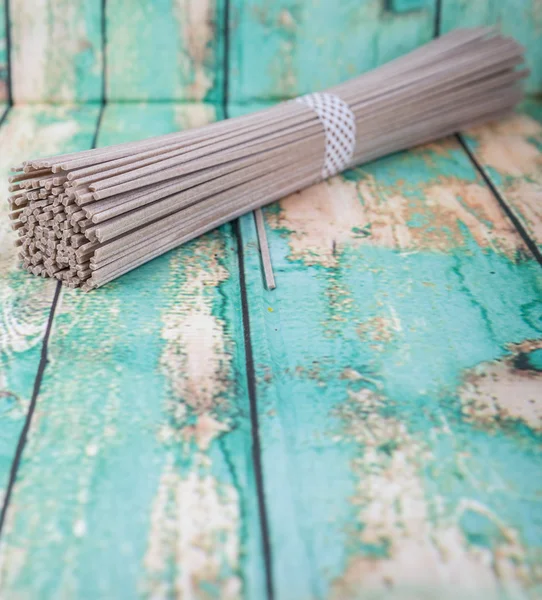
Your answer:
295,93 -> 356,179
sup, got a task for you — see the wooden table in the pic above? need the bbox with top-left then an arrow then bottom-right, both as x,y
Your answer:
0,99 -> 541,600
0,1 -> 541,598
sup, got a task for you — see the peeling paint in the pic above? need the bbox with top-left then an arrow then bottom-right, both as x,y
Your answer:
357,316 -> 398,344
231,0 -> 439,102
239,118 -> 542,598
144,458 -> 242,599
468,115 -> 542,178
160,235 -> 230,416
175,0 -> 215,101
460,340 -> 542,432
146,231 -> 245,594
11,0 -> 102,102
0,109 -> 81,359
268,178 -> 368,267
465,111 -> 542,250
269,165 -> 523,267
0,104 -> 261,599
331,388 -> 537,599
174,103 -> 217,133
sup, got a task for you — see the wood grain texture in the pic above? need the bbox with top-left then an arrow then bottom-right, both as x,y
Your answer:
10,0 -> 102,103
461,100 -> 542,252
237,109 -> 542,598
441,0 -> 542,94
0,0 -> 7,102
106,0 -> 224,102
389,0 -> 430,13
0,103 -> 266,600
229,0 -> 437,103
0,104 -> 100,502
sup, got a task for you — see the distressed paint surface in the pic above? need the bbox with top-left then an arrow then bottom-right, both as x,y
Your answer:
0,0 -> 7,102
229,0 -> 437,103
106,0 -> 224,103
10,0 -> 102,103
0,103 -> 266,600
461,100 -> 542,252
441,0 -> 542,94
0,104 -> 99,503
0,0 -> 542,595
238,118 -> 542,598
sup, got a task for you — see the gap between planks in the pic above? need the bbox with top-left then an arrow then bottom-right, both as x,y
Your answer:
223,2 -> 275,597
0,281 -> 62,537
0,104 -> 103,538
456,132 -> 542,268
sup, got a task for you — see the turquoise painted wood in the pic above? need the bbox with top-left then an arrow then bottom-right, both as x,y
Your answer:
0,103 -> 266,600
237,108 -> 542,598
0,1 -> 542,597
10,0 -> 103,103
390,0 -> 429,14
0,0 -> 7,102
2,0 -> 542,104
460,100 -> 542,252
228,0 -> 438,103
106,0 -> 225,103
0,104 -> 100,499
441,0 -> 542,94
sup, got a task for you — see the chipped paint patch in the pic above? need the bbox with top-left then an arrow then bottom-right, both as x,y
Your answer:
357,316 -> 398,344
278,9 -> 296,30
174,0 -> 215,101
331,388 -> 535,599
270,171 -> 522,266
410,137 -> 458,160
174,103 -> 217,132
468,115 -> 542,178
501,179 -> 542,243
268,178 -> 369,267
160,234 -> 230,416
422,180 -> 522,255
12,0 -> 101,102
459,340 -> 542,432
0,109 -> 79,359
463,107 -> 542,252
147,232 -> 244,594
143,458 -> 242,599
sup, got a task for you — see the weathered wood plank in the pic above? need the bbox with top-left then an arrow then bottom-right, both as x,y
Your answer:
238,126 -> 542,598
106,0 -> 224,102
0,102 -> 266,600
460,100 -> 542,252
229,0 -> 437,103
441,0 -> 542,94
0,0 -> 7,102
10,0 -> 102,103
0,104 -> 100,502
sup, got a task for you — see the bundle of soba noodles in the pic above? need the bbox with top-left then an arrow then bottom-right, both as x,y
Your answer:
8,28 -> 526,290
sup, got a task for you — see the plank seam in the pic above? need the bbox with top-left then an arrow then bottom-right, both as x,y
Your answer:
0,281 -> 62,537
433,0 -> 442,37
0,102 -> 105,538
223,2 -> 275,596
222,0 -> 229,112
92,102 -> 106,149
456,132 -> 542,267
0,104 -> 10,128
4,0 -> 12,105
101,0 -> 107,104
